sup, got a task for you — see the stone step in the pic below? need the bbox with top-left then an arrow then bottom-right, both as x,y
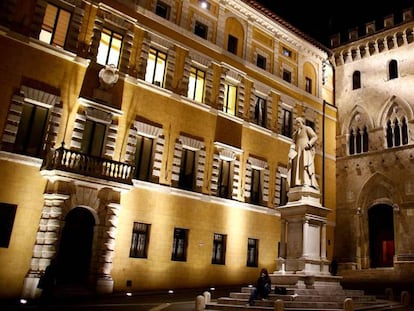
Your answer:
228,292 -> 377,303
240,286 -> 365,296
215,297 -> 382,308
206,300 -> 404,311
205,287 -> 406,311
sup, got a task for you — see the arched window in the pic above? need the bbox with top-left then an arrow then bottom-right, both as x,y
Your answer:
349,126 -> 369,155
389,59 -> 398,80
352,71 -> 361,89
393,118 -> 401,146
386,116 -> 409,148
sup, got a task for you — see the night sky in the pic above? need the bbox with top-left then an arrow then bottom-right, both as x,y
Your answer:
253,0 -> 414,46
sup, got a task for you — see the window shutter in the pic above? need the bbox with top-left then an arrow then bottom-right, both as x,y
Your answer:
244,162 -> 252,198
262,167 -> 270,203
196,148 -> 206,188
171,142 -> 183,183
210,154 -> 221,195
232,158 -> 241,200
152,136 -> 164,178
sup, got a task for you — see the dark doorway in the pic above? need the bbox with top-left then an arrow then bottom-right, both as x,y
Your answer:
368,204 -> 394,268
57,207 -> 95,285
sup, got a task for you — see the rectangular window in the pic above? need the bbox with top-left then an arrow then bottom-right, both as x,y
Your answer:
305,77 -> 312,93
135,135 -> 155,181
188,66 -> 205,102
129,222 -> 150,258
39,3 -> 71,48
250,168 -> 262,205
80,119 -> 106,157
14,102 -> 49,157
256,54 -> 266,70
145,48 -> 167,87
254,96 -> 267,127
97,28 -> 123,67
0,203 -> 17,248
171,228 -> 188,261
227,35 -> 238,54
218,159 -> 233,199
212,233 -> 226,265
155,1 -> 170,19
194,21 -> 208,39
247,238 -> 258,267
282,109 -> 292,138
223,83 -> 237,116
282,69 -> 292,83
179,148 -> 196,191
279,176 -> 288,206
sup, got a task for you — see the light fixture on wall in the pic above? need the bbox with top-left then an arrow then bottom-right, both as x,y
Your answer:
200,0 -> 208,9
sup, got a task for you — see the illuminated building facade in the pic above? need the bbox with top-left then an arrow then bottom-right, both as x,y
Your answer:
0,0 -> 335,299
331,8 -> 414,288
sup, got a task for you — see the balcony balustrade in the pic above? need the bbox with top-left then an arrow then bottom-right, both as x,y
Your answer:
42,145 -> 134,184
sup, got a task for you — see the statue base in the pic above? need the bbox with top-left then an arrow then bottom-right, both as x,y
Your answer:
278,185 -> 332,276
287,186 -> 321,206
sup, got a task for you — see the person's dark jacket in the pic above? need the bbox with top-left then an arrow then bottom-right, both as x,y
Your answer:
256,273 -> 271,298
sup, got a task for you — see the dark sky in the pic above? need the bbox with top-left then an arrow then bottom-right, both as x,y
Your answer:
253,0 -> 414,46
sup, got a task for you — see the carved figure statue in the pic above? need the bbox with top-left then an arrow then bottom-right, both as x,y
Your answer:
287,117 -> 319,190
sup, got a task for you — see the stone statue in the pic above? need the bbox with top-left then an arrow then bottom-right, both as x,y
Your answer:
287,117 -> 319,190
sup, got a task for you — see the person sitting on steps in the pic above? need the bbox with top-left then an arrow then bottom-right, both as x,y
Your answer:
247,268 -> 272,306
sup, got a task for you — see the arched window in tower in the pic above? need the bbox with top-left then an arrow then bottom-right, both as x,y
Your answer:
386,116 -> 409,148
389,59 -> 398,80
349,114 -> 369,155
393,118 -> 401,146
352,71 -> 361,90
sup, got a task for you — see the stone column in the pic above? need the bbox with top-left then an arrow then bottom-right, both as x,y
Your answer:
392,35 -> 398,49
402,33 -> 408,45
280,219 -> 287,258
374,42 -> 379,54
321,223 -> 327,260
364,45 -> 370,58
21,193 -> 69,299
383,38 -> 389,51
96,202 -> 121,294
302,219 -> 309,257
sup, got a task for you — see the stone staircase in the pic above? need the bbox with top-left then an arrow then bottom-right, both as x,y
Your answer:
205,286 -> 407,310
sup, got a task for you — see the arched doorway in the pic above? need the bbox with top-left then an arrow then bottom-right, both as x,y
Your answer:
368,204 -> 394,268
57,207 -> 95,285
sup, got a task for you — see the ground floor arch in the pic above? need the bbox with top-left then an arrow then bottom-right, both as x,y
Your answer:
368,204 -> 395,268
56,206 -> 96,285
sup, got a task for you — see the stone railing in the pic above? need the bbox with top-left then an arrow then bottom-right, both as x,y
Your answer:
42,145 -> 134,184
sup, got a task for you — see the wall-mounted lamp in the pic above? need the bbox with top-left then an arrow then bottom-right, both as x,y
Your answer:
200,0 -> 209,9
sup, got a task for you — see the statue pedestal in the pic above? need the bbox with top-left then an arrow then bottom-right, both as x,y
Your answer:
276,186 -> 331,276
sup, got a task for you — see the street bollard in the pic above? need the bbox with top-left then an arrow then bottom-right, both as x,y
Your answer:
385,287 -> 394,301
274,299 -> 284,311
401,291 -> 410,308
195,295 -> 205,311
203,291 -> 211,303
344,297 -> 354,311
